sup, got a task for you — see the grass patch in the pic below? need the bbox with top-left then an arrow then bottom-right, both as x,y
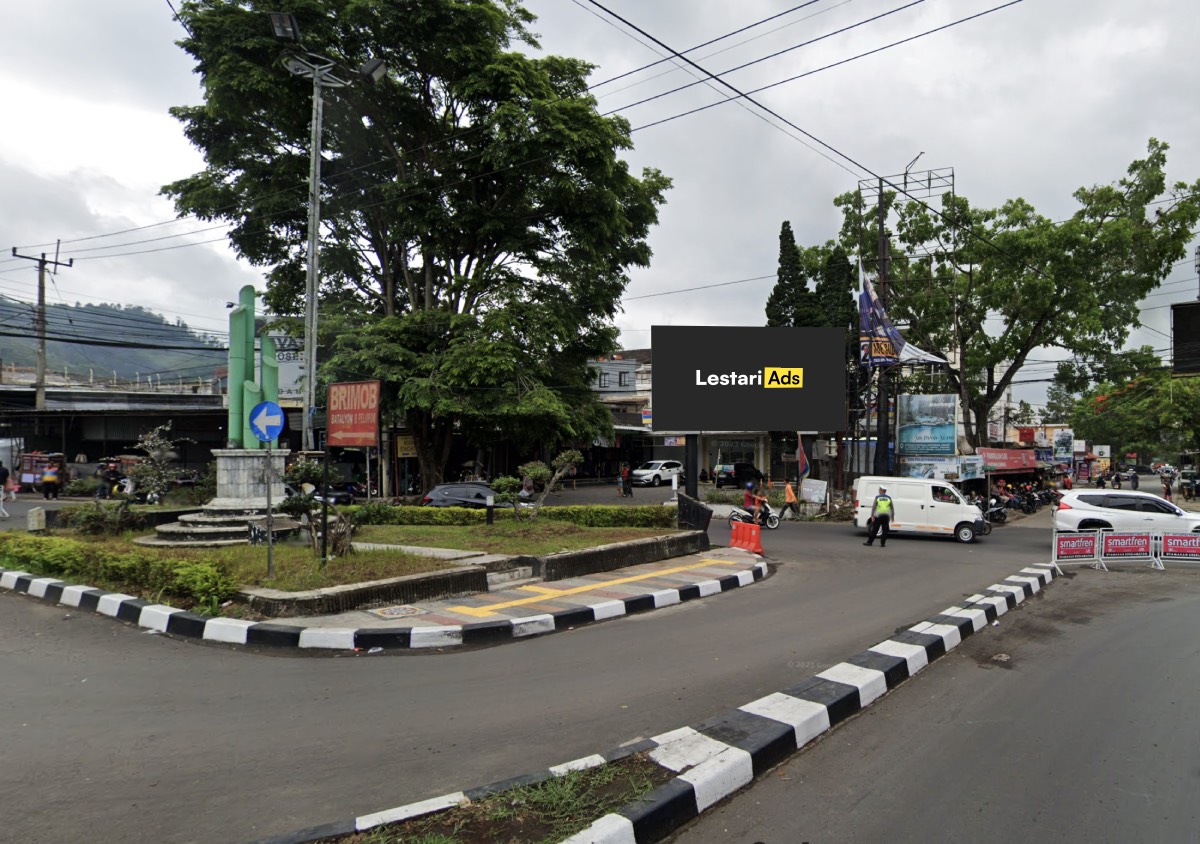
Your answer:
324,752 -> 672,844
53,532 -> 460,593
354,521 -> 677,556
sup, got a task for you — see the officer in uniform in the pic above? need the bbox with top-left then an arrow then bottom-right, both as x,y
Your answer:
863,485 -> 894,548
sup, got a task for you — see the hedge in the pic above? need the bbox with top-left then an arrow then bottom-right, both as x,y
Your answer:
0,533 -> 236,607
348,503 -> 677,528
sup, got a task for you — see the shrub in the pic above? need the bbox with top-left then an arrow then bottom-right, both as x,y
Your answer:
345,503 -> 675,528
56,501 -> 149,535
352,501 -> 401,525
63,478 -> 96,497
0,533 -> 236,606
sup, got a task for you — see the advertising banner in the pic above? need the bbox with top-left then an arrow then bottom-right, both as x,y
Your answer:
896,394 -> 958,456
858,274 -> 946,367
800,477 -> 827,503
327,380 -> 380,447
651,326 -> 846,431
1053,429 -> 1074,461
1017,427 -> 1036,443
1094,445 -> 1111,458
977,448 -> 1037,471
1101,532 -> 1152,559
1053,532 -> 1099,568
1160,533 -> 1200,561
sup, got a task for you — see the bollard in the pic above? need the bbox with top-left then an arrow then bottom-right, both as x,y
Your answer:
486,495 -> 495,525
27,506 -> 46,533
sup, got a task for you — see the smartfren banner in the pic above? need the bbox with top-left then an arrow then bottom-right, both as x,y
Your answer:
651,326 -> 846,431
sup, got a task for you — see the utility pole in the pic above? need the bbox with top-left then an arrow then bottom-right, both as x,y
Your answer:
10,248 -> 72,410
874,179 -> 891,475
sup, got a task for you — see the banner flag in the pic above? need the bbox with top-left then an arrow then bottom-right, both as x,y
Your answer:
858,263 -> 946,367
795,433 -> 810,483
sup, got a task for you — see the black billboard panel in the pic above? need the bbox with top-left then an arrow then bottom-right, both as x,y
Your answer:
651,326 -> 847,431
1172,302 -> 1200,375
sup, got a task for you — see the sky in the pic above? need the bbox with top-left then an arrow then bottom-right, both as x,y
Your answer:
1,0 -> 1199,408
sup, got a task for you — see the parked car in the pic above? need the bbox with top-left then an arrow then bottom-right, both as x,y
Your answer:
631,460 -> 684,487
714,462 -> 762,489
1053,490 -> 1200,533
284,483 -> 354,505
421,482 -> 498,508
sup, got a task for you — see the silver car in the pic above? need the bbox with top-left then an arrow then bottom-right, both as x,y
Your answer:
630,460 -> 683,487
1053,490 -> 1200,532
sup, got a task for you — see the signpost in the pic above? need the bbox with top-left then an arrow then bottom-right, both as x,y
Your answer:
249,400 -> 285,578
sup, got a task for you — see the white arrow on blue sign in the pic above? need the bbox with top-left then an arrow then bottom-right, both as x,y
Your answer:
249,401 -> 285,443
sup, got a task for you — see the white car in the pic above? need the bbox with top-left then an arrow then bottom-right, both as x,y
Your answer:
631,460 -> 684,487
1053,490 -> 1200,533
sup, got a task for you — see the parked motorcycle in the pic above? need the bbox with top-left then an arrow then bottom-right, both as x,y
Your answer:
729,501 -> 780,530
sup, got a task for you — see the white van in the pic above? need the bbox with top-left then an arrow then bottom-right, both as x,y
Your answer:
854,475 -> 986,543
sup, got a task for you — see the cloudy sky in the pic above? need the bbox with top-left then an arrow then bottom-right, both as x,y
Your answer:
2,0 -> 1198,406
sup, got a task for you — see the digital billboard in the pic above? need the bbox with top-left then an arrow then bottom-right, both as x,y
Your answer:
650,326 -> 846,431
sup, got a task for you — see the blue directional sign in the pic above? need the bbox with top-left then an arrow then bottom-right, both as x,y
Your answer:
249,401 -> 285,443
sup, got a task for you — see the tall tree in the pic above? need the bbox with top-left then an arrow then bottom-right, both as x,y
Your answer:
765,221 -> 823,327
164,0 -> 670,488
831,139 -> 1200,447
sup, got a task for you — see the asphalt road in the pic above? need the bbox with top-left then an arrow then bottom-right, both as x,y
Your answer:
4,508 -> 1058,843
675,566 -> 1200,844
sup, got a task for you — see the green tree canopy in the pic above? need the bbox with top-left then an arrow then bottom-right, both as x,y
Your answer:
831,139 -> 1200,447
165,0 -> 670,487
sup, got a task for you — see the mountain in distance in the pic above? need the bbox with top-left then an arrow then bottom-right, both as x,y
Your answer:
0,297 -> 227,384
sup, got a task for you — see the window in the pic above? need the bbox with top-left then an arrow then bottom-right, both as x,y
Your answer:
618,371 -> 630,387
1137,499 -> 1177,515
932,485 -> 957,503
1102,495 -> 1140,511
597,372 -> 610,387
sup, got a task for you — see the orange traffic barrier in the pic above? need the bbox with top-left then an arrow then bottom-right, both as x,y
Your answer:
729,520 -> 764,555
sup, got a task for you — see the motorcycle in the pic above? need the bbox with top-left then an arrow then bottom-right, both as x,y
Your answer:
966,495 -> 994,535
729,501 -> 780,530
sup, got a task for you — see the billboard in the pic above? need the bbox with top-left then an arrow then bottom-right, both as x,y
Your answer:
651,327 -> 846,431
327,380 -> 380,447
1053,428 -> 1074,461
896,394 -> 958,456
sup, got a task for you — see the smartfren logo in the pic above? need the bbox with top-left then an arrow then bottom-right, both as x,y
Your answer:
695,367 -> 804,388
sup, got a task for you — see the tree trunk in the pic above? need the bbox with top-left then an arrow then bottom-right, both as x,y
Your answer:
410,412 -> 454,495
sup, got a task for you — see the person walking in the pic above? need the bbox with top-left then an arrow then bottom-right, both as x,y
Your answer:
863,484 -> 894,547
779,478 -> 800,520
1162,472 -> 1174,503
621,463 -> 633,498
0,460 -> 9,519
41,462 -> 61,500
1129,471 -> 1139,490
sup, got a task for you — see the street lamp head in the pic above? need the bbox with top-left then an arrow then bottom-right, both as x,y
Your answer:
269,11 -> 301,42
359,58 -> 386,85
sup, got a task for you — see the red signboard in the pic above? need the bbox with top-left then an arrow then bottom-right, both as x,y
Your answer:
327,380 -> 380,447
1161,533 -> 1200,559
1101,532 -> 1152,558
977,448 -> 1038,471
1055,534 -> 1097,558
1017,427 -> 1036,443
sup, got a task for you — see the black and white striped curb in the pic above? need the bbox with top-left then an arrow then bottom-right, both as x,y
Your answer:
240,563 -> 1058,844
0,562 -> 767,651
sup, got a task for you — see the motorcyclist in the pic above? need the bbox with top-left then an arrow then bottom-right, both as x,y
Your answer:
744,481 -> 766,524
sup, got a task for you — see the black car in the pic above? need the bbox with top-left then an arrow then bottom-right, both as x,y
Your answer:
714,462 -> 762,489
422,482 -> 498,508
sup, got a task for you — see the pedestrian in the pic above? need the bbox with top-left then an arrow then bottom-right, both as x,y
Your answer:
1129,471 -> 1139,490
863,484 -> 894,547
0,460 -> 9,519
615,471 -> 623,498
1162,473 -> 1174,503
1063,473 -> 1073,491
621,463 -> 633,497
41,462 -> 61,500
779,478 -> 800,520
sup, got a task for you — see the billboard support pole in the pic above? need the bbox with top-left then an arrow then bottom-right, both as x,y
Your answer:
685,433 -> 698,499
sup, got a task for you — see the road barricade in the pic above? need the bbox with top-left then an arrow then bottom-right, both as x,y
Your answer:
729,521 -> 763,555
1052,529 -> 1176,572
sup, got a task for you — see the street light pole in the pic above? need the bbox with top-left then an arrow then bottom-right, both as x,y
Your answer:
270,12 -> 385,452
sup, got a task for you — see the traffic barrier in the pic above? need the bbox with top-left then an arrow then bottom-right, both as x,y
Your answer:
729,521 -> 763,555
1051,529 -> 1181,572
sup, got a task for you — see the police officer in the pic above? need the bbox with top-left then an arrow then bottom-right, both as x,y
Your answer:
863,485 -> 894,548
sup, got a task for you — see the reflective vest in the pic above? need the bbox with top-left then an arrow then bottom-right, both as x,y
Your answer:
872,494 -> 893,517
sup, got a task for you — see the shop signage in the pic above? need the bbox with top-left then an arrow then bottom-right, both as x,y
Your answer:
327,380 -> 380,447
976,448 -> 1037,471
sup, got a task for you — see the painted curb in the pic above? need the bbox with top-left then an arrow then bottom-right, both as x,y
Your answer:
0,561 -> 768,652
237,562 -> 1059,844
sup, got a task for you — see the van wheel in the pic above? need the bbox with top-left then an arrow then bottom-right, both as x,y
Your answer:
954,522 -> 977,543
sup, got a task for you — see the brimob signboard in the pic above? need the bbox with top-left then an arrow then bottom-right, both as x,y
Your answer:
327,380 -> 380,447
651,326 -> 846,431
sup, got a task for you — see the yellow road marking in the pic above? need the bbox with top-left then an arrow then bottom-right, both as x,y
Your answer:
519,585 -> 561,595
446,559 -> 740,618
